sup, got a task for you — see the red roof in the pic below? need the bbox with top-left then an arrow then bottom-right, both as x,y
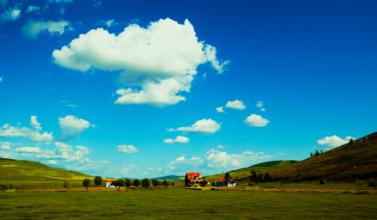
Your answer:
216,177 -> 225,182
186,172 -> 201,180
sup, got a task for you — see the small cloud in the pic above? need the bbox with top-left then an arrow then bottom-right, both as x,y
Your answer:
216,145 -> 225,149
117,144 -> 138,154
216,106 -> 225,113
225,99 -> 246,110
23,20 -> 72,39
0,141 -> 11,150
317,135 -> 353,149
0,76 -> 3,83
1,8 -> 21,22
15,146 -> 41,154
163,135 -> 189,144
244,114 -> 269,127
26,5 -> 40,13
59,115 -> 91,140
256,101 -> 266,112
30,115 -> 42,130
169,118 -> 221,134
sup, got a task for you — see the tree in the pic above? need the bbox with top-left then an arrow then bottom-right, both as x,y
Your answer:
141,178 -> 150,189
152,179 -> 160,187
112,179 -> 124,191
63,181 -> 70,191
171,181 -> 175,187
162,180 -> 169,189
250,169 -> 258,184
314,150 -> 320,156
82,178 -> 90,191
310,152 -> 314,157
349,138 -> 354,145
94,176 -> 102,186
184,174 -> 191,187
224,172 -> 231,184
124,178 -> 132,190
264,173 -> 272,182
133,179 -> 140,187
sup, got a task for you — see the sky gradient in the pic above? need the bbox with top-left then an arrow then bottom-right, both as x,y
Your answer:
0,0 -> 376,178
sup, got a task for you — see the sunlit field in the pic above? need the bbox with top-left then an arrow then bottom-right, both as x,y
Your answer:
0,188 -> 376,220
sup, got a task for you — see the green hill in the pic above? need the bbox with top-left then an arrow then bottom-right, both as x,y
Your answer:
0,158 -> 90,182
206,160 -> 297,181
208,132 -> 377,182
270,132 -> 377,181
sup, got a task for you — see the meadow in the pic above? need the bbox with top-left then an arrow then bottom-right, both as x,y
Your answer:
0,188 -> 376,220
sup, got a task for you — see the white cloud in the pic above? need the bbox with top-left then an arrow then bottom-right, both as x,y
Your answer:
256,101 -> 266,112
117,144 -> 138,153
244,114 -> 269,127
105,19 -> 115,27
206,149 -> 268,169
167,155 -> 204,171
163,135 -> 189,144
170,118 -> 220,134
15,146 -> 41,154
52,18 -> 228,106
225,99 -> 246,110
1,8 -> 21,21
216,106 -> 225,113
46,160 -> 58,165
23,20 -> 71,38
49,0 -> 73,3
0,141 -> 10,150
317,135 -> 353,149
30,115 -> 42,130
58,115 -> 91,140
54,141 -> 90,163
26,5 -> 40,13
0,76 -> 3,83
0,123 -> 53,142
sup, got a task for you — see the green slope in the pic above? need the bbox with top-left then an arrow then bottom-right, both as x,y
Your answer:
205,160 -> 297,181
270,132 -> 377,180
0,158 -> 90,182
207,132 -> 377,182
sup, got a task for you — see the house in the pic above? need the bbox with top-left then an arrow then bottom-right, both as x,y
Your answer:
185,172 -> 203,186
212,177 -> 237,187
104,178 -> 115,188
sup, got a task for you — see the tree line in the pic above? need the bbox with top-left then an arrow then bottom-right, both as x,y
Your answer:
76,176 -> 174,191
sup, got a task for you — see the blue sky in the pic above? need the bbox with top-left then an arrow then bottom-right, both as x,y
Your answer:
0,0 -> 376,178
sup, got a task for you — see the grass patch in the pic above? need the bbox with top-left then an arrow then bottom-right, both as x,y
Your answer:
0,188 -> 376,219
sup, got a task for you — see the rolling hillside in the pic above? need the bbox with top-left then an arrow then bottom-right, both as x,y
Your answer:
0,158 -> 90,182
206,160 -> 297,181
270,132 -> 377,180
208,132 -> 377,182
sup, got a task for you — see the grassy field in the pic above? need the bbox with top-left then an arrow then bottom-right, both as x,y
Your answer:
0,188 -> 376,219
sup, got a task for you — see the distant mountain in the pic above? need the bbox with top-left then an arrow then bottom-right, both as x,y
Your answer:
0,158 -> 90,182
152,175 -> 183,181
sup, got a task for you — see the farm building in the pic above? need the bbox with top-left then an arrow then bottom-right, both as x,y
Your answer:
104,178 -> 115,188
212,177 -> 237,187
185,172 -> 204,186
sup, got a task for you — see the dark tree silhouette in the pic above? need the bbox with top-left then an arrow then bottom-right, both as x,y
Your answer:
124,178 -> 132,190
94,176 -> 102,186
141,178 -> 150,189
82,178 -> 90,191
133,179 -> 140,187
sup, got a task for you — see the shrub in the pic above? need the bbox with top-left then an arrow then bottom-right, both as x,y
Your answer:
141,178 -> 150,188
82,178 -> 91,191
124,178 -> 132,190
94,176 -> 102,186
368,179 -> 377,188
63,181 -> 70,191
162,180 -> 169,189
133,179 -> 140,187
112,179 -> 124,191
152,179 -> 160,187
319,179 -> 327,185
